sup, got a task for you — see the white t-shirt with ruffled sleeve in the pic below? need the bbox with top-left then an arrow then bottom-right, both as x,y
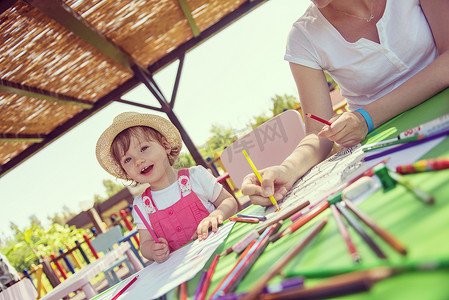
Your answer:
284,0 -> 438,111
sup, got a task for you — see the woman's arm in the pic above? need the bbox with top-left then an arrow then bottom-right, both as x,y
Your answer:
319,0 -> 449,146
242,63 -> 335,206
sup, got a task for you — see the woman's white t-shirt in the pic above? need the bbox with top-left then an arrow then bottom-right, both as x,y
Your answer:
131,166 -> 222,230
284,0 -> 438,110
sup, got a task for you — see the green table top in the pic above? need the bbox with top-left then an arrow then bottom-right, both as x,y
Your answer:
186,89 -> 449,300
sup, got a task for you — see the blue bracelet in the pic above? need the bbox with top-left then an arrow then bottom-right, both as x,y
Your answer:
355,108 -> 374,133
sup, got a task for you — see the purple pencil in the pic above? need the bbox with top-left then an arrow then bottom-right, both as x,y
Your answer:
363,128 -> 449,162
194,270 -> 208,300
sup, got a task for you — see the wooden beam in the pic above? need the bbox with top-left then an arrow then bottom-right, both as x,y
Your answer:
0,133 -> 45,143
115,98 -> 164,112
0,79 -> 93,109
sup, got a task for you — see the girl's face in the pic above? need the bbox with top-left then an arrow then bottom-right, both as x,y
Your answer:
119,134 -> 173,189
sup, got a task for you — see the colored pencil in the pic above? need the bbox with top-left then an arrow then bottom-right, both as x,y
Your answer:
223,226 -> 275,294
209,241 -> 256,298
330,204 -> 360,263
232,230 -> 260,254
197,254 -> 220,300
179,281 -> 188,300
133,205 -> 160,243
193,270 -> 207,300
211,226 -> 274,298
243,218 -> 328,300
111,275 -> 139,300
229,216 -> 260,223
396,158 -> 449,174
363,128 -> 449,162
362,135 -> 422,152
257,200 -> 310,233
280,200 -> 330,238
237,214 -> 267,221
242,150 -> 280,211
342,200 -> 407,255
335,203 -> 387,259
305,113 -> 332,126
260,267 -> 394,300
388,171 -> 434,205
212,277 -> 305,300
287,256 -> 449,278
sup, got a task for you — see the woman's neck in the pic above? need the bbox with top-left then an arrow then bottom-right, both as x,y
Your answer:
322,0 -> 374,21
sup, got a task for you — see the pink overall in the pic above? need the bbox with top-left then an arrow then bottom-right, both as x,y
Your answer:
142,169 -> 211,252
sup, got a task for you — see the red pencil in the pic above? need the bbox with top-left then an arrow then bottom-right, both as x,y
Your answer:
111,275 -> 139,300
305,113 -> 332,126
198,254 -> 220,300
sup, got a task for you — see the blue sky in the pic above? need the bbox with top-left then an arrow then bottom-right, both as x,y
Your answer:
0,0 -> 310,238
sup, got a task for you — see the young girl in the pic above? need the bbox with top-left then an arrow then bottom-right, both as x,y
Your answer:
96,112 -> 238,263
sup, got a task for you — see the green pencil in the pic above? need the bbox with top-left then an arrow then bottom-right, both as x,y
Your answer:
362,135 -> 422,152
285,256 -> 449,278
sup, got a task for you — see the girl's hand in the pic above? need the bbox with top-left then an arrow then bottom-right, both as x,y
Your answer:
194,215 -> 224,241
317,112 -> 368,147
241,166 -> 290,207
152,237 -> 170,263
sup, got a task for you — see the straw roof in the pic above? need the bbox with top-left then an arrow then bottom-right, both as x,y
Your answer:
0,0 -> 266,177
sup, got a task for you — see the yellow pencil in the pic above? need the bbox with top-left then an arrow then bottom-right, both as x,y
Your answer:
242,150 -> 280,211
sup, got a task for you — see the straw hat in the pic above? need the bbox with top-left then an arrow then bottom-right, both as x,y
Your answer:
96,112 -> 182,179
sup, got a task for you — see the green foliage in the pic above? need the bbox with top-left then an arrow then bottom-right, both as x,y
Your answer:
248,94 -> 299,128
269,94 -> 298,116
248,113 -> 271,129
202,124 -> 237,159
173,152 -> 195,169
94,179 -> 124,203
1,223 -> 89,272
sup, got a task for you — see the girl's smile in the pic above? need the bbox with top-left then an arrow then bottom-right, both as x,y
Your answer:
120,136 -> 176,189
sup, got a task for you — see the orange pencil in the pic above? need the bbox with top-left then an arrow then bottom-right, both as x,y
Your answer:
343,200 -> 407,255
280,200 -> 330,238
179,281 -> 188,300
229,217 -> 260,223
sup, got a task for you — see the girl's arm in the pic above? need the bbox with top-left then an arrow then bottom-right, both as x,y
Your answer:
138,229 -> 170,263
195,188 -> 238,241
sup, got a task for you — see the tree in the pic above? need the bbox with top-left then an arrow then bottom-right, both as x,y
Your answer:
2,222 -> 89,272
93,179 -> 124,203
202,124 -> 237,159
270,94 -> 298,116
173,152 -> 195,169
248,94 -> 299,128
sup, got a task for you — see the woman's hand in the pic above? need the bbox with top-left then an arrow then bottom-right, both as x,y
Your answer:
241,166 -> 291,207
317,111 -> 368,147
152,237 -> 170,263
194,214 -> 224,241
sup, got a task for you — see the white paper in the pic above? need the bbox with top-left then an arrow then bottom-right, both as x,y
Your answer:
99,221 -> 235,300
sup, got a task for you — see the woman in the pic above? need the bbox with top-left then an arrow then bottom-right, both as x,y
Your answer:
242,0 -> 449,206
